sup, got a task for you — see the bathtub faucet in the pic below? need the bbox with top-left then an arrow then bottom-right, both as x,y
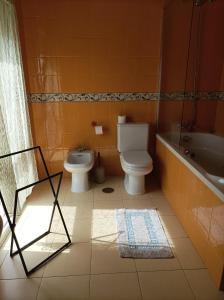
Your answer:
181,121 -> 195,132
184,148 -> 195,158
184,148 -> 191,155
182,135 -> 192,143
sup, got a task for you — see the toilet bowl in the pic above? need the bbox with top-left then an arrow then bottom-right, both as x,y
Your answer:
120,150 -> 153,195
117,123 -> 153,195
64,150 -> 94,192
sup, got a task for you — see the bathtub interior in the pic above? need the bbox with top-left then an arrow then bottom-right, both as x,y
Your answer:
159,132 -> 224,195
180,133 -> 224,177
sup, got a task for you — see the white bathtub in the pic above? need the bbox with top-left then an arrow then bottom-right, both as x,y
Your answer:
157,132 -> 224,201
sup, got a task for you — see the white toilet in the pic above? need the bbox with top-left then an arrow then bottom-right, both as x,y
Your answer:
64,150 -> 94,192
117,123 -> 153,195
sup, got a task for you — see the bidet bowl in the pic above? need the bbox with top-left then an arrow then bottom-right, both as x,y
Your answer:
64,150 -> 94,192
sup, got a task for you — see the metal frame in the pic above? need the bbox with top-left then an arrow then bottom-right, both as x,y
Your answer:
0,146 -> 71,276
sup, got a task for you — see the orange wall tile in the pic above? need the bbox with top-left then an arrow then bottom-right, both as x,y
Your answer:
15,0 -> 163,176
161,0 -> 193,92
215,101 -> 224,136
29,102 -> 158,176
160,0 -> 224,136
158,100 -> 183,133
156,138 -> 224,289
15,0 -> 163,93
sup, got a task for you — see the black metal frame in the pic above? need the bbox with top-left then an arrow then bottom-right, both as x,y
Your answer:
0,146 -> 71,276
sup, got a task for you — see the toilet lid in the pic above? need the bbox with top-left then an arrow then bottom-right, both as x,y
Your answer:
121,150 -> 152,168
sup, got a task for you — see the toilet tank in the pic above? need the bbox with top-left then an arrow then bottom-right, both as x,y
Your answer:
117,123 -> 149,152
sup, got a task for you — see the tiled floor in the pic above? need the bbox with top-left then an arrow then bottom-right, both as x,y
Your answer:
0,176 -> 224,300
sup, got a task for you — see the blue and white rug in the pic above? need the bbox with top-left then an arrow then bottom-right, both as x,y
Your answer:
116,209 -> 173,258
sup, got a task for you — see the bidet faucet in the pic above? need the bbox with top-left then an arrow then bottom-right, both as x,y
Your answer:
74,145 -> 88,152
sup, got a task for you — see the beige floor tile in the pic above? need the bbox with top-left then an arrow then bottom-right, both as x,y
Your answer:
160,215 -> 188,239
90,272 -> 142,300
94,190 -> 125,202
93,177 -> 126,202
94,198 -> 124,210
139,270 -> 195,300
61,198 -> 93,220
64,188 -> 94,203
147,189 -> 166,199
91,242 -> 136,274
71,218 -> 92,243
91,215 -> 119,243
52,217 -> 91,243
150,197 -> 175,216
17,204 -> 57,231
54,214 -> 92,243
184,269 -> 224,300
0,231 -> 59,279
123,197 -> 156,209
0,249 -> 48,279
135,255 -> 181,272
92,208 -> 117,220
28,179 -> 64,205
94,177 -> 124,189
43,242 -> 91,277
171,238 -> 205,269
122,191 -> 153,202
60,204 -> 78,219
0,249 -> 7,267
37,275 -> 90,300
0,277 -> 41,300
54,215 -> 76,236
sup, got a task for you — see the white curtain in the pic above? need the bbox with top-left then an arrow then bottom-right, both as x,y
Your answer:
0,0 -> 38,220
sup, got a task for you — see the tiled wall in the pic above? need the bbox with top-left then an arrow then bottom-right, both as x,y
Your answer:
159,0 -> 224,135
156,138 -> 224,289
15,0 -> 163,176
215,101 -> 224,136
161,0 -> 193,92
16,0 -> 162,93
29,101 -> 158,176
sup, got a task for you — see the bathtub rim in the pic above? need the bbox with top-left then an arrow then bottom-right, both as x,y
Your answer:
156,133 -> 224,203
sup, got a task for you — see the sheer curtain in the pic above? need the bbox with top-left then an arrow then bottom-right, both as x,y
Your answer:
0,0 -> 38,239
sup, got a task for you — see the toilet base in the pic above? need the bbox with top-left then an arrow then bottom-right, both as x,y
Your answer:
71,173 -> 89,193
124,173 -> 145,195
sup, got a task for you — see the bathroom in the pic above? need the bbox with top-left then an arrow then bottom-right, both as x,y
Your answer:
0,0 -> 224,299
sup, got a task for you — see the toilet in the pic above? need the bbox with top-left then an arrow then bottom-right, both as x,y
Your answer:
64,150 -> 94,192
117,123 -> 153,195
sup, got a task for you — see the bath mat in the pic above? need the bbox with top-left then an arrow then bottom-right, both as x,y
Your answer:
116,209 -> 173,258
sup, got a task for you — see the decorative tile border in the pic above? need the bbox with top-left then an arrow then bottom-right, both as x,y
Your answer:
160,91 -> 224,101
28,93 -> 160,103
28,91 -> 224,103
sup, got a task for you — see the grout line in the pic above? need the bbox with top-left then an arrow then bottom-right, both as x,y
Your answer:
0,251 -> 8,270
89,193 -> 94,300
133,268 -> 204,274
35,276 -> 42,300
134,260 -> 144,300
89,239 -> 93,299
182,269 -> 197,300
0,276 -> 43,281
0,267 -> 210,281
0,177 -> 209,299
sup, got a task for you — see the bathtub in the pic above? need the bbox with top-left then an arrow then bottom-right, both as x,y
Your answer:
157,132 -> 224,201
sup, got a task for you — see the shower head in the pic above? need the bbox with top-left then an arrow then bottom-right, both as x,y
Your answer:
194,0 -> 215,6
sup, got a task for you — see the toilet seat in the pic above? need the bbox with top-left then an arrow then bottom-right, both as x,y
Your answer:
120,150 -> 153,169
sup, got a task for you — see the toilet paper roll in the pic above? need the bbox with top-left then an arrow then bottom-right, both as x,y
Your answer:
95,125 -> 103,135
118,115 -> 126,124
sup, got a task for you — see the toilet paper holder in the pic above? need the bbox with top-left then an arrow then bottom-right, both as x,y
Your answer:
91,121 -> 103,135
